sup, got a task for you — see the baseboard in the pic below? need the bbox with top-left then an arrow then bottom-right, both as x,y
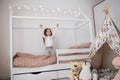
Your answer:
0,74 -> 10,79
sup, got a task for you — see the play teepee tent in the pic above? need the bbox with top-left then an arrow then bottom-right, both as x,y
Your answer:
88,7 -> 120,59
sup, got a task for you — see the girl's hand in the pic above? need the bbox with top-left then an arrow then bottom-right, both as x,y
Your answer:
56,24 -> 59,28
40,24 -> 43,28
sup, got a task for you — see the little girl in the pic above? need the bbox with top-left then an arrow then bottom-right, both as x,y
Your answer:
40,24 -> 59,56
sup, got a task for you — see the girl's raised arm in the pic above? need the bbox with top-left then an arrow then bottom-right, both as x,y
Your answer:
40,24 -> 45,38
52,24 -> 59,37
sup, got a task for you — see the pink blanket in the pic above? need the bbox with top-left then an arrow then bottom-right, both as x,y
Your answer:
13,52 -> 57,67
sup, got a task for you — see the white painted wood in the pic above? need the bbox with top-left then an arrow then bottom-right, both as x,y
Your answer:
57,70 -> 70,78
12,16 -> 89,21
12,26 -> 75,30
9,8 -> 14,80
75,21 -> 89,29
58,55 -> 88,61
56,48 -> 90,54
56,48 -> 89,64
14,71 -> 58,80
12,64 -> 69,74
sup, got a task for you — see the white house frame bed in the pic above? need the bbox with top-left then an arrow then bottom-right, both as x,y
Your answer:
9,5 -> 92,80
12,48 -> 90,80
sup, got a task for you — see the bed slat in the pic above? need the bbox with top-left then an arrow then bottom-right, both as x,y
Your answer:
56,48 -> 90,64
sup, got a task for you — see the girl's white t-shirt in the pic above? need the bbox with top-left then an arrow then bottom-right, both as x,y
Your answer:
45,36 -> 53,47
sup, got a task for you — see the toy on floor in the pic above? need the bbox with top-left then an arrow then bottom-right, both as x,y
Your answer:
69,62 -> 81,80
92,69 -> 98,80
112,56 -> 120,80
79,61 -> 92,80
99,76 -> 110,80
98,68 -> 113,80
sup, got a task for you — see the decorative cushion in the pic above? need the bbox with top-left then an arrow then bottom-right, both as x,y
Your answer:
69,42 -> 91,49
77,42 -> 92,48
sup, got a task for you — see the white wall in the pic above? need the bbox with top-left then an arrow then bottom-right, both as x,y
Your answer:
0,0 -> 95,79
0,0 -> 10,79
76,23 -> 91,43
94,0 -> 120,33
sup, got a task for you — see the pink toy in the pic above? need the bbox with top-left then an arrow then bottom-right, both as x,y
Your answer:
112,57 -> 120,80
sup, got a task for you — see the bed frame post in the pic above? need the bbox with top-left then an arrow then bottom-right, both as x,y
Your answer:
9,6 -> 13,80
56,49 -> 59,64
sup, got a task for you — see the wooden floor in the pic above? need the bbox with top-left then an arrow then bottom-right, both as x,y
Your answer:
0,78 -> 10,80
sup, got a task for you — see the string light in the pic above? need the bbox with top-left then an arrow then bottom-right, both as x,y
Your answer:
26,7 -> 30,10
17,6 -> 21,10
57,8 -> 61,12
9,6 -> 11,9
52,9 -> 55,13
75,14 -> 78,17
63,11 -> 67,14
74,11 -> 77,14
39,5 -> 42,8
68,9 -> 72,13
23,5 -> 27,8
9,5 -> 82,17
33,7 -> 36,11
41,7 -> 44,11
46,9 -> 49,13
78,13 -> 81,15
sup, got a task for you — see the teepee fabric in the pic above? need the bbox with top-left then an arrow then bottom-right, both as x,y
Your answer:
88,15 -> 120,59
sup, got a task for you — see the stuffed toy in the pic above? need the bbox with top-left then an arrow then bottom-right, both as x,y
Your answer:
112,56 -> 120,80
69,62 -> 81,80
99,76 -> 110,80
79,61 -> 92,80
92,69 -> 98,80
